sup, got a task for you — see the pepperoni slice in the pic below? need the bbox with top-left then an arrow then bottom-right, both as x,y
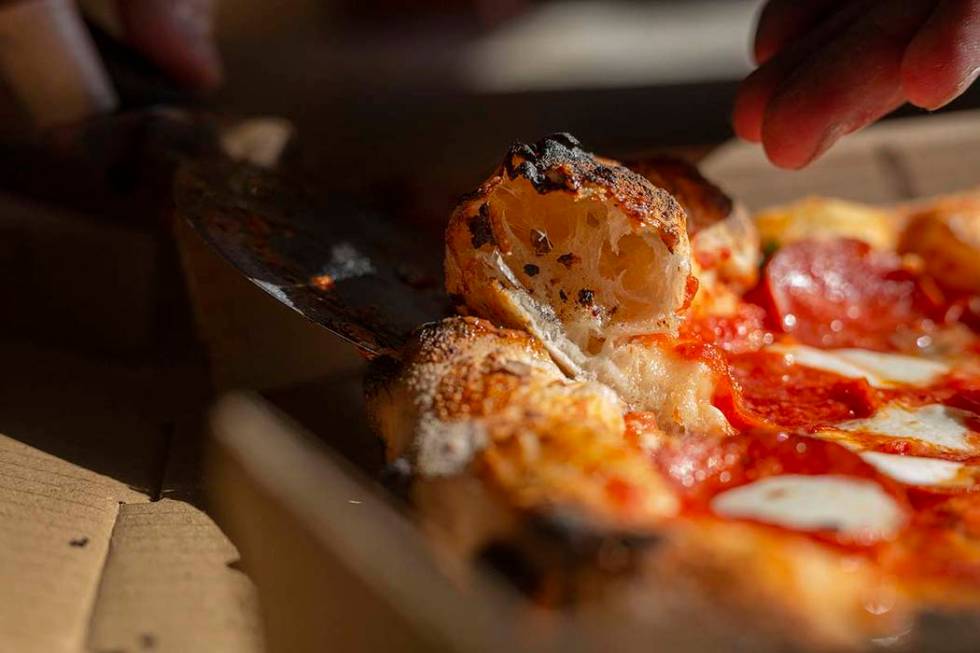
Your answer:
720,351 -> 879,430
653,430 -> 897,511
752,238 -> 942,350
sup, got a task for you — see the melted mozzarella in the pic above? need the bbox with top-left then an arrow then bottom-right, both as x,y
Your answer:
711,474 -> 905,539
833,349 -> 948,387
838,404 -> 971,452
859,451 -> 964,486
769,345 -> 949,388
770,344 -> 872,382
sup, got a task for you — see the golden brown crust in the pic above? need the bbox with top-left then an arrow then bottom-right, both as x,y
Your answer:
501,134 -> 687,251
366,316 -> 677,528
627,155 -> 761,304
898,191 -> 980,294
445,135 -> 693,374
368,139 -> 980,649
754,196 -> 898,251
625,155 -> 734,237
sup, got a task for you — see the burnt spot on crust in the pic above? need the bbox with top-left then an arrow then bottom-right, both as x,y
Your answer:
530,229 -> 553,255
523,263 -> 540,277
625,155 -> 734,236
501,133 -> 685,253
467,203 -> 495,249
529,508 -> 662,569
557,253 -> 581,269
559,289 -> 568,303
504,132 -> 584,192
577,289 -> 595,307
476,541 -> 542,596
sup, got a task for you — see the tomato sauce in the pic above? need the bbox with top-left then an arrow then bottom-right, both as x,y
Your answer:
722,351 -> 879,429
679,302 -> 771,353
641,236 -> 980,575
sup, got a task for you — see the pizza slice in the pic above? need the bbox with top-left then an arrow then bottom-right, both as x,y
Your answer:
367,134 -> 980,650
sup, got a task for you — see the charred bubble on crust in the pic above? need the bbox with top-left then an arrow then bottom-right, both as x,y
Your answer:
477,511 -> 662,603
577,289 -> 595,307
501,133 -> 685,253
626,155 -> 734,236
528,508 -> 662,568
467,203 -> 495,249
523,264 -> 540,277
559,289 -> 568,303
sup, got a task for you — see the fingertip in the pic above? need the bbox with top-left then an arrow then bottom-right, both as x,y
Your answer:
901,0 -> 980,110
117,0 -> 222,91
760,125 -> 816,170
732,69 -> 773,143
902,47 -> 980,111
753,40 -> 776,66
732,104 -> 763,144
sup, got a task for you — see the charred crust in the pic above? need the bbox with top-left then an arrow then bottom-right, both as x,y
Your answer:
476,541 -> 543,596
467,204 -> 495,249
523,263 -> 540,277
577,289 -> 595,307
625,155 -> 734,236
528,508 -> 662,566
559,289 -> 568,303
501,134 -> 685,251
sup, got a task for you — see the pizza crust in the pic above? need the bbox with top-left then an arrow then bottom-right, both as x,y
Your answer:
366,136 -> 980,650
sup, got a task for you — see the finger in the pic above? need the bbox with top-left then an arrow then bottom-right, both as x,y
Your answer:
902,0 -> 980,109
0,0 -> 117,126
733,0 -> 870,142
754,0 -> 846,63
760,0 -> 937,169
116,0 -> 221,90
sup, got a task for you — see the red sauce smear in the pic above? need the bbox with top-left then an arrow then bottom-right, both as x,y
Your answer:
631,237 -> 980,580
679,302 -> 771,354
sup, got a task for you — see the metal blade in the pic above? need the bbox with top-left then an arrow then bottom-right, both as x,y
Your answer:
175,158 -> 449,356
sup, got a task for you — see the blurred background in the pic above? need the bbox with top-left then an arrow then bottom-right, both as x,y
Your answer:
3,0 -> 980,219
136,0 -> 980,202
212,0 -> 765,212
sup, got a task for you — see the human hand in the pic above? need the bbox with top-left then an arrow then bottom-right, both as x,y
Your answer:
100,0 -> 221,90
0,0 -> 220,127
733,0 -> 980,168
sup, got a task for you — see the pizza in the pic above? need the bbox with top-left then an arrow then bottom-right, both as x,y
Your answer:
366,133 -> 980,650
